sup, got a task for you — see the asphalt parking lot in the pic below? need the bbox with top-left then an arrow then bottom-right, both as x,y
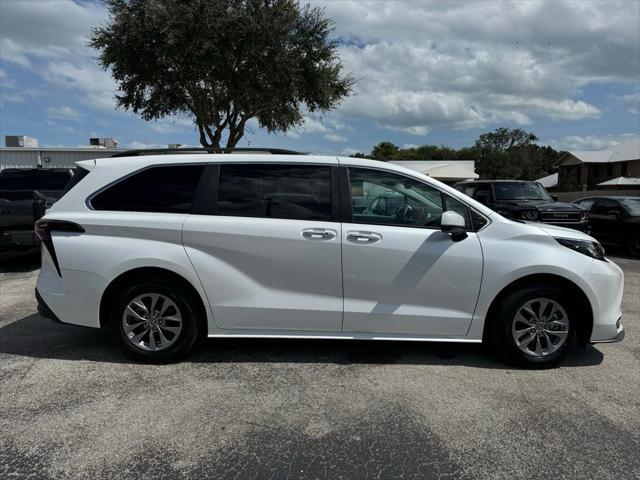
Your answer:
1,250 -> 639,480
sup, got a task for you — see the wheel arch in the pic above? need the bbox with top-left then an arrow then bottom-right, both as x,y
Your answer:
482,273 -> 593,344
99,267 -> 208,336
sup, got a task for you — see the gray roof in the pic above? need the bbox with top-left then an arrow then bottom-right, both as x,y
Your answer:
597,176 -> 640,186
563,137 -> 640,164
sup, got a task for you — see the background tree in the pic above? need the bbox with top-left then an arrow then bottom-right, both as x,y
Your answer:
370,141 -> 400,160
473,128 -> 538,179
90,0 -> 354,148
353,128 -> 561,181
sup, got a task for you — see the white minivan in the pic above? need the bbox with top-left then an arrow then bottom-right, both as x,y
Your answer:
35,149 -> 624,367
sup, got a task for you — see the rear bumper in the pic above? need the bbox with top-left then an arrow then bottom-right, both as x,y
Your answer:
35,287 -> 62,323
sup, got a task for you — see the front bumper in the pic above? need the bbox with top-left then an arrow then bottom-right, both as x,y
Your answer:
591,317 -> 625,344
542,220 -> 590,232
583,258 -> 625,343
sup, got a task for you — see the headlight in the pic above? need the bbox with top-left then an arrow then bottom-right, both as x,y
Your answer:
580,212 -> 588,221
524,210 -> 539,220
555,237 -> 606,261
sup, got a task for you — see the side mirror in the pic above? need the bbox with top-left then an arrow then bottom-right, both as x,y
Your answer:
551,194 -> 558,201
441,211 -> 467,241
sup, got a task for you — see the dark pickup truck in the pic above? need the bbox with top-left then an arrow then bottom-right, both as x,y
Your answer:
0,168 -> 75,252
454,180 -> 589,232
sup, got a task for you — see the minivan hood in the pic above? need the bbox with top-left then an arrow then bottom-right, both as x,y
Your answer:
537,223 -> 595,242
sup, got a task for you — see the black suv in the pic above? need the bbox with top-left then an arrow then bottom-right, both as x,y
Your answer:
454,180 -> 589,231
574,196 -> 640,257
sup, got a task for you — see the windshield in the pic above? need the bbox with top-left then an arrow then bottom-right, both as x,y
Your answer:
493,182 -> 552,201
0,170 -> 72,191
621,198 -> 640,215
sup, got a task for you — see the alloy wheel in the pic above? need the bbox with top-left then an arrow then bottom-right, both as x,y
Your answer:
511,298 -> 569,357
121,293 -> 183,351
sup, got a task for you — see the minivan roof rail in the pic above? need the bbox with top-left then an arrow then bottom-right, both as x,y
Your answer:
110,147 -> 302,158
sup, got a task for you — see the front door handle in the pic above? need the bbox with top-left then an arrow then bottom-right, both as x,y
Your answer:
302,228 -> 337,241
346,231 -> 382,244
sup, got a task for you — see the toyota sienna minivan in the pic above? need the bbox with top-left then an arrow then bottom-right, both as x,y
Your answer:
35,149 -> 625,367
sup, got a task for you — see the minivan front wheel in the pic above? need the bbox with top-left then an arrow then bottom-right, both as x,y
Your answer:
109,279 -> 200,362
490,285 -> 575,368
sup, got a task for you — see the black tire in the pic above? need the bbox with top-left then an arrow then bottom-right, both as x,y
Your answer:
108,278 -> 201,363
488,284 -> 576,368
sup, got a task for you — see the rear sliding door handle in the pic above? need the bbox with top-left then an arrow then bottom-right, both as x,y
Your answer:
302,228 -> 337,241
346,231 -> 382,244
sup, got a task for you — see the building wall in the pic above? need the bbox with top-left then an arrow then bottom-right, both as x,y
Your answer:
558,159 -> 640,191
0,149 -> 116,170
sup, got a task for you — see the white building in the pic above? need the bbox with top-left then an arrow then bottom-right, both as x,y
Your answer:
0,135 -> 121,171
0,147 -> 118,170
388,160 -> 478,185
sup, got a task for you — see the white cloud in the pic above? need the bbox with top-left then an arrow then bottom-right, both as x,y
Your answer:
1,0 -> 637,145
324,133 -> 347,142
0,0 -> 105,62
149,118 -> 195,133
316,0 -> 637,133
45,105 -> 84,121
341,147 -> 363,156
43,61 -> 118,110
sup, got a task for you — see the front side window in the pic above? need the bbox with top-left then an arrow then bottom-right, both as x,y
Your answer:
91,165 -> 204,213
591,199 -> 620,216
217,164 -> 332,221
348,167 -> 472,229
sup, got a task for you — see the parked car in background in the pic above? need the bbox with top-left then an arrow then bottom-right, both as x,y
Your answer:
454,180 -> 589,231
35,150 -> 623,368
0,168 -> 76,252
573,197 -> 640,257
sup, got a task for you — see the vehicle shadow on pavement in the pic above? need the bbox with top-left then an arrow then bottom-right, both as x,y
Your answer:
0,313 -> 605,369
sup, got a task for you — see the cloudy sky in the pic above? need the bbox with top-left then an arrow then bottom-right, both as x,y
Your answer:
0,0 -> 639,153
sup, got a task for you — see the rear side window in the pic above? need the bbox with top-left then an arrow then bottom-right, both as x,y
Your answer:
91,165 -> 204,213
217,164 -> 332,221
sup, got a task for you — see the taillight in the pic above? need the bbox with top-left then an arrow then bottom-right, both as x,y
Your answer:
35,220 -> 84,276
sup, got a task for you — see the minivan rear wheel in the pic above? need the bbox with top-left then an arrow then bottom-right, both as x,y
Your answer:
490,284 -> 575,368
109,279 -> 200,362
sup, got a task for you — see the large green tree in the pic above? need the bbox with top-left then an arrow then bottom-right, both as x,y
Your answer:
89,0 -> 353,148
473,128 -> 538,179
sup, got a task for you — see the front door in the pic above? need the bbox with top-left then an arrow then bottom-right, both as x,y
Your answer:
182,162 -> 343,332
590,199 -> 624,246
341,167 -> 484,336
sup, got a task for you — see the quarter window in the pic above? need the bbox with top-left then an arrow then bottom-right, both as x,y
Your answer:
217,164 -> 332,221
348,167 -> 472,229
91,165 -> 204,213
